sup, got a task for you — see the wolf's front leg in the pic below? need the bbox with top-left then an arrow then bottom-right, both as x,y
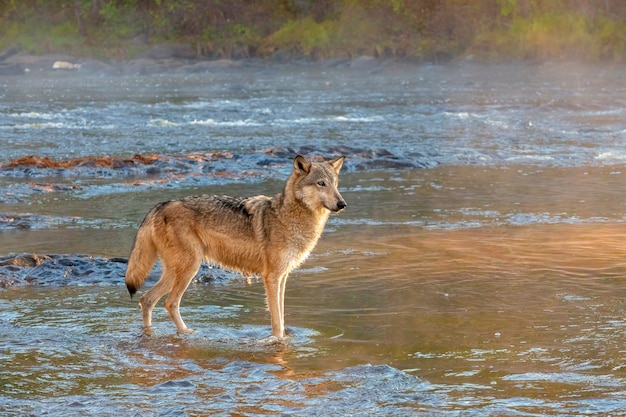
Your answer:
263,274 -> 285,338
278,273 -> 289,330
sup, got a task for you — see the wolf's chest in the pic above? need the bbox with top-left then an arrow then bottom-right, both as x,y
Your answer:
282,246 -> 313,272
280,230 -> 322,271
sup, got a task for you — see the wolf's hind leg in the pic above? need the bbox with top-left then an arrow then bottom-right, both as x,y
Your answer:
138,272 -> 174,333
164,259 -> 201,335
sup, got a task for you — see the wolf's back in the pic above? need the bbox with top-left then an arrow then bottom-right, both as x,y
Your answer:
125,213 -> 158,297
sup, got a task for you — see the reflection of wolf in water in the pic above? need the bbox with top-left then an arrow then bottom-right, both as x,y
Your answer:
125,155 -> 346,338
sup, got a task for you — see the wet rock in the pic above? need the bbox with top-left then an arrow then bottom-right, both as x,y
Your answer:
77,58 -> 114,74
120,58 -> 181,75
354,159 -> 416,170
179,59 -> 241,73
53,61 -> 81,70
262,147 -> 298,159
231,45 -> 253,60
0,45 -> 20,61
5,53 -> 79,72
270,49 -> 296,64
1,214 -> 41,230
0,154 -> 159,178
244,145 -> 432,172
0,145 -> 437,183
0,212 -> 125,230
0,253 -> 51,267
286,145 -> 436,171
0,254 -> 239,288
349,55 -> 379,69
0,148 -> 435,201
2,51 -> 111,75
149,380 -> 196,393
0,63 -> 23,76
319,57 -> 351,68
139,43 -> 196,60
0,254 -> 124,288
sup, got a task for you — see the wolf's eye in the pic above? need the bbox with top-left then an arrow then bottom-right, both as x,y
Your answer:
317,181 -> 326,187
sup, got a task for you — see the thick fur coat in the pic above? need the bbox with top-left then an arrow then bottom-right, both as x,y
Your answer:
125,155 -> 346,338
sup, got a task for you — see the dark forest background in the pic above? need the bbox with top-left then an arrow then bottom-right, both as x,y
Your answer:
2,0 -> 626,62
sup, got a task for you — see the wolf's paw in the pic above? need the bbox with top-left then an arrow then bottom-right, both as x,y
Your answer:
260,335 -> 287,346
142,326 -> 154,336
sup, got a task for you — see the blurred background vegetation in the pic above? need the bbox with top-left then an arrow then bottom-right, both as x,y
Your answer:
2,0 -> 626,62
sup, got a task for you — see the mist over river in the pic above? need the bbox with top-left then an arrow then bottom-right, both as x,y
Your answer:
2,62 -> 626,416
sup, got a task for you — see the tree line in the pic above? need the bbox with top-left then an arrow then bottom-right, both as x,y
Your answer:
2,0 -> 626,61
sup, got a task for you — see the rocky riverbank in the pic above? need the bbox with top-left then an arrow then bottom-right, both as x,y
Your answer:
0,43 -> 390,76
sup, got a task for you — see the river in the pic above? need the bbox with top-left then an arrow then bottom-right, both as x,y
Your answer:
2,62 -> 626,416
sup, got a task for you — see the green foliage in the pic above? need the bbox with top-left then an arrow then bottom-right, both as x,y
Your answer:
497,0 -> 517,17
1,20 -> 81,55
473,9 -> 626,62
267,17 -> 338,55
1,0 -> 626,62
594,18 -> 626,61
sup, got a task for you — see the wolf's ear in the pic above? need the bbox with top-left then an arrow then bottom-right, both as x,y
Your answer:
328,156 -> 345,174
294,155 -> 311,175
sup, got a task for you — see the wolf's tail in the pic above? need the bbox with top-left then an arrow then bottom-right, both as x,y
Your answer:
125,216 -> 158,298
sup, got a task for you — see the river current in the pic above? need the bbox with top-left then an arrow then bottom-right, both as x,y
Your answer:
2,62 -> 626,416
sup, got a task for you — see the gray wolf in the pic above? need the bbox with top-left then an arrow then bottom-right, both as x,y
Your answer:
125,155 -> 346,338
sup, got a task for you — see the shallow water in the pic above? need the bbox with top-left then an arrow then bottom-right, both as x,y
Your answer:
2,63 -> 626,415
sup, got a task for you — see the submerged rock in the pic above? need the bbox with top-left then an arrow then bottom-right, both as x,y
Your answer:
0,214 -> 73,230
0,63 -> 23,75
0,254 -> 126,288
0,147 -> 436,202
0,147 -> 433,180
0,254 -> 239,288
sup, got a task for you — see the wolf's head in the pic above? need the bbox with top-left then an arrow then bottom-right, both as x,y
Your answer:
292,154 -> 346,213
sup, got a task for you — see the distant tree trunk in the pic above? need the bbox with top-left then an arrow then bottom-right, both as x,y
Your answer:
74,0 -> 87,36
